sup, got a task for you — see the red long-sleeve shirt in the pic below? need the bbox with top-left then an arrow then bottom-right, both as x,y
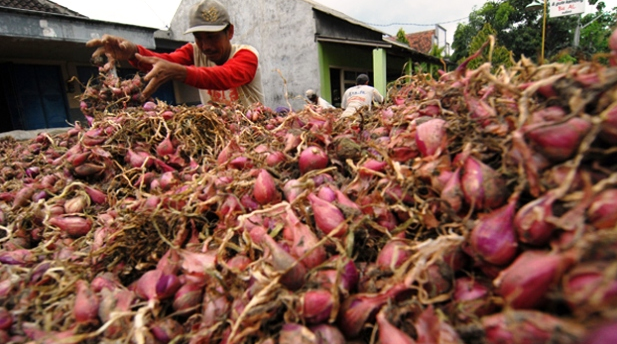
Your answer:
131,43 -> 258,91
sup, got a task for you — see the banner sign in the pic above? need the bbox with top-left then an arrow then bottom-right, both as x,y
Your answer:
549,0 -> 585,18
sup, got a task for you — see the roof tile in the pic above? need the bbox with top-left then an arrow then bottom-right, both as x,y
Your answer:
405,30 -> 435,54
0,0 -> 86,17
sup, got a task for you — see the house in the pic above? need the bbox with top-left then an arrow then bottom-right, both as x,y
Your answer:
0,0 -> 443,134
0,0 -> 175,134
391,25 -> 451,57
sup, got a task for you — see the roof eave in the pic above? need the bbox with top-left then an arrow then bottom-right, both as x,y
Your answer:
0,6 -> 161,31
302,0 -> 389,36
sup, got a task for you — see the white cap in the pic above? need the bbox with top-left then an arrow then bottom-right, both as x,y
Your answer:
185,0 -> 230,34
305,89 -> 317,99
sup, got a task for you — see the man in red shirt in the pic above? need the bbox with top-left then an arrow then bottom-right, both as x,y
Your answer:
86,0 -> 264,107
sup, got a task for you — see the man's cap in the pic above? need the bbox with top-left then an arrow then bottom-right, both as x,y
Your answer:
305,89 -> 317,99
356,74 -> 369,84
185,0 -> 230,34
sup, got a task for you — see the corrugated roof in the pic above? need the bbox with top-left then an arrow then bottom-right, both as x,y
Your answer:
0,0 -> 86,17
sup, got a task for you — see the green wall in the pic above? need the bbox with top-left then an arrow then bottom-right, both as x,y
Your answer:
318,42 -> 374,103
317,42 -> 414,103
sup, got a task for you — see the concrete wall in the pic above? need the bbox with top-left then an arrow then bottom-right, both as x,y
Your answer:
166,0 -> 322,111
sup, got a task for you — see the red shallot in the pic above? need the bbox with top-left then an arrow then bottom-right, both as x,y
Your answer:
494,250 -> 575,309
299,146 -> 328,175
469,195 -> 518,266
376,307 -> 416,344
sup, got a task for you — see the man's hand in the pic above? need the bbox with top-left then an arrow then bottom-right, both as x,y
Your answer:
86,34 -> 139,72
137,54 -> 187,100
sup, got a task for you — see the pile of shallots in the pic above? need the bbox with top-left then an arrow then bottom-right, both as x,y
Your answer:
2,41 -> 617,344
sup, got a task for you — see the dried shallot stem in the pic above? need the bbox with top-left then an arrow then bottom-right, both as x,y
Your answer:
227,276 -> 281,344
517,73 -> 566,128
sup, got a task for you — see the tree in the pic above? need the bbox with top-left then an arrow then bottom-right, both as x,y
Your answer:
467,23 -> 514,70
427,44 -> 447,77
452,0 -> 616,64
396,28 -> 409,45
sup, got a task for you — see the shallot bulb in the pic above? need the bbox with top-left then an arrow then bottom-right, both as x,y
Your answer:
0,249 -> 35,266
150,318 -> 184,344
415,118 -> 447,158
580,320 -> 617,344
451,277 -> 495,320
310,324 -> 346,344
360,159 -> 387,175
376,307 -> 416,344
482,310 -> 585,344
513,193 -> 556,245
253,169 -> 280,205
415,305 -> 463,343
48,216 -> 93,238
494,250 -> 575,309
73,280 -> 99,324
155,274 -> 182,300
299,146 -> 328,175
375,239 -> 412,270
251,226 -> 307,290
317,185 -> 336,202
283,208 -> 326,269
156,138 -> 176,159
279,323 -> 318,344
337,283 -> 407,338
441,167 -> 463,213
64,195 -> 88,214
307,193 -> 347,237
334,189 -> 361,215
312,255 -> 359,292
562,262 -> 617,313
525,117 -> 591,162
136,269 -> 163,301
600,103 -> 617,143
143,101 -> 157,111
202,285 -> 230,327
217,139 -> 243,165
0,307 -> 12,331
587,189 -> 617,230
173,283 -> 203,314
461,156 -> 507,210
265,150 -> 285,166
469,196 -> 518,266
126,149 -> 153,168
299,289 -> 334,324
85,186 -> 107,204
283,179 -> 302,203
12,186 -> 35,210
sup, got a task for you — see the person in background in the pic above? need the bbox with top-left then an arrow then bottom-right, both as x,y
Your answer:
305,89 -> 335,109
341,74 -> 383,117
86,0 -> 264,107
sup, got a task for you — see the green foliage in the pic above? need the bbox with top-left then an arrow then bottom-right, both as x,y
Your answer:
429,44 -> 446,58
396,28 -> 409,45
465,23 -> 514,70
452,0 -> 616,65
426,44 -> 447,78
552,51 -> 578,64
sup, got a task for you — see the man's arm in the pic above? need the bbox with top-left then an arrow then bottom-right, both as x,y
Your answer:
373,88 -> 384,104
183,49 -> 258,90
129,44 -> 195,72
